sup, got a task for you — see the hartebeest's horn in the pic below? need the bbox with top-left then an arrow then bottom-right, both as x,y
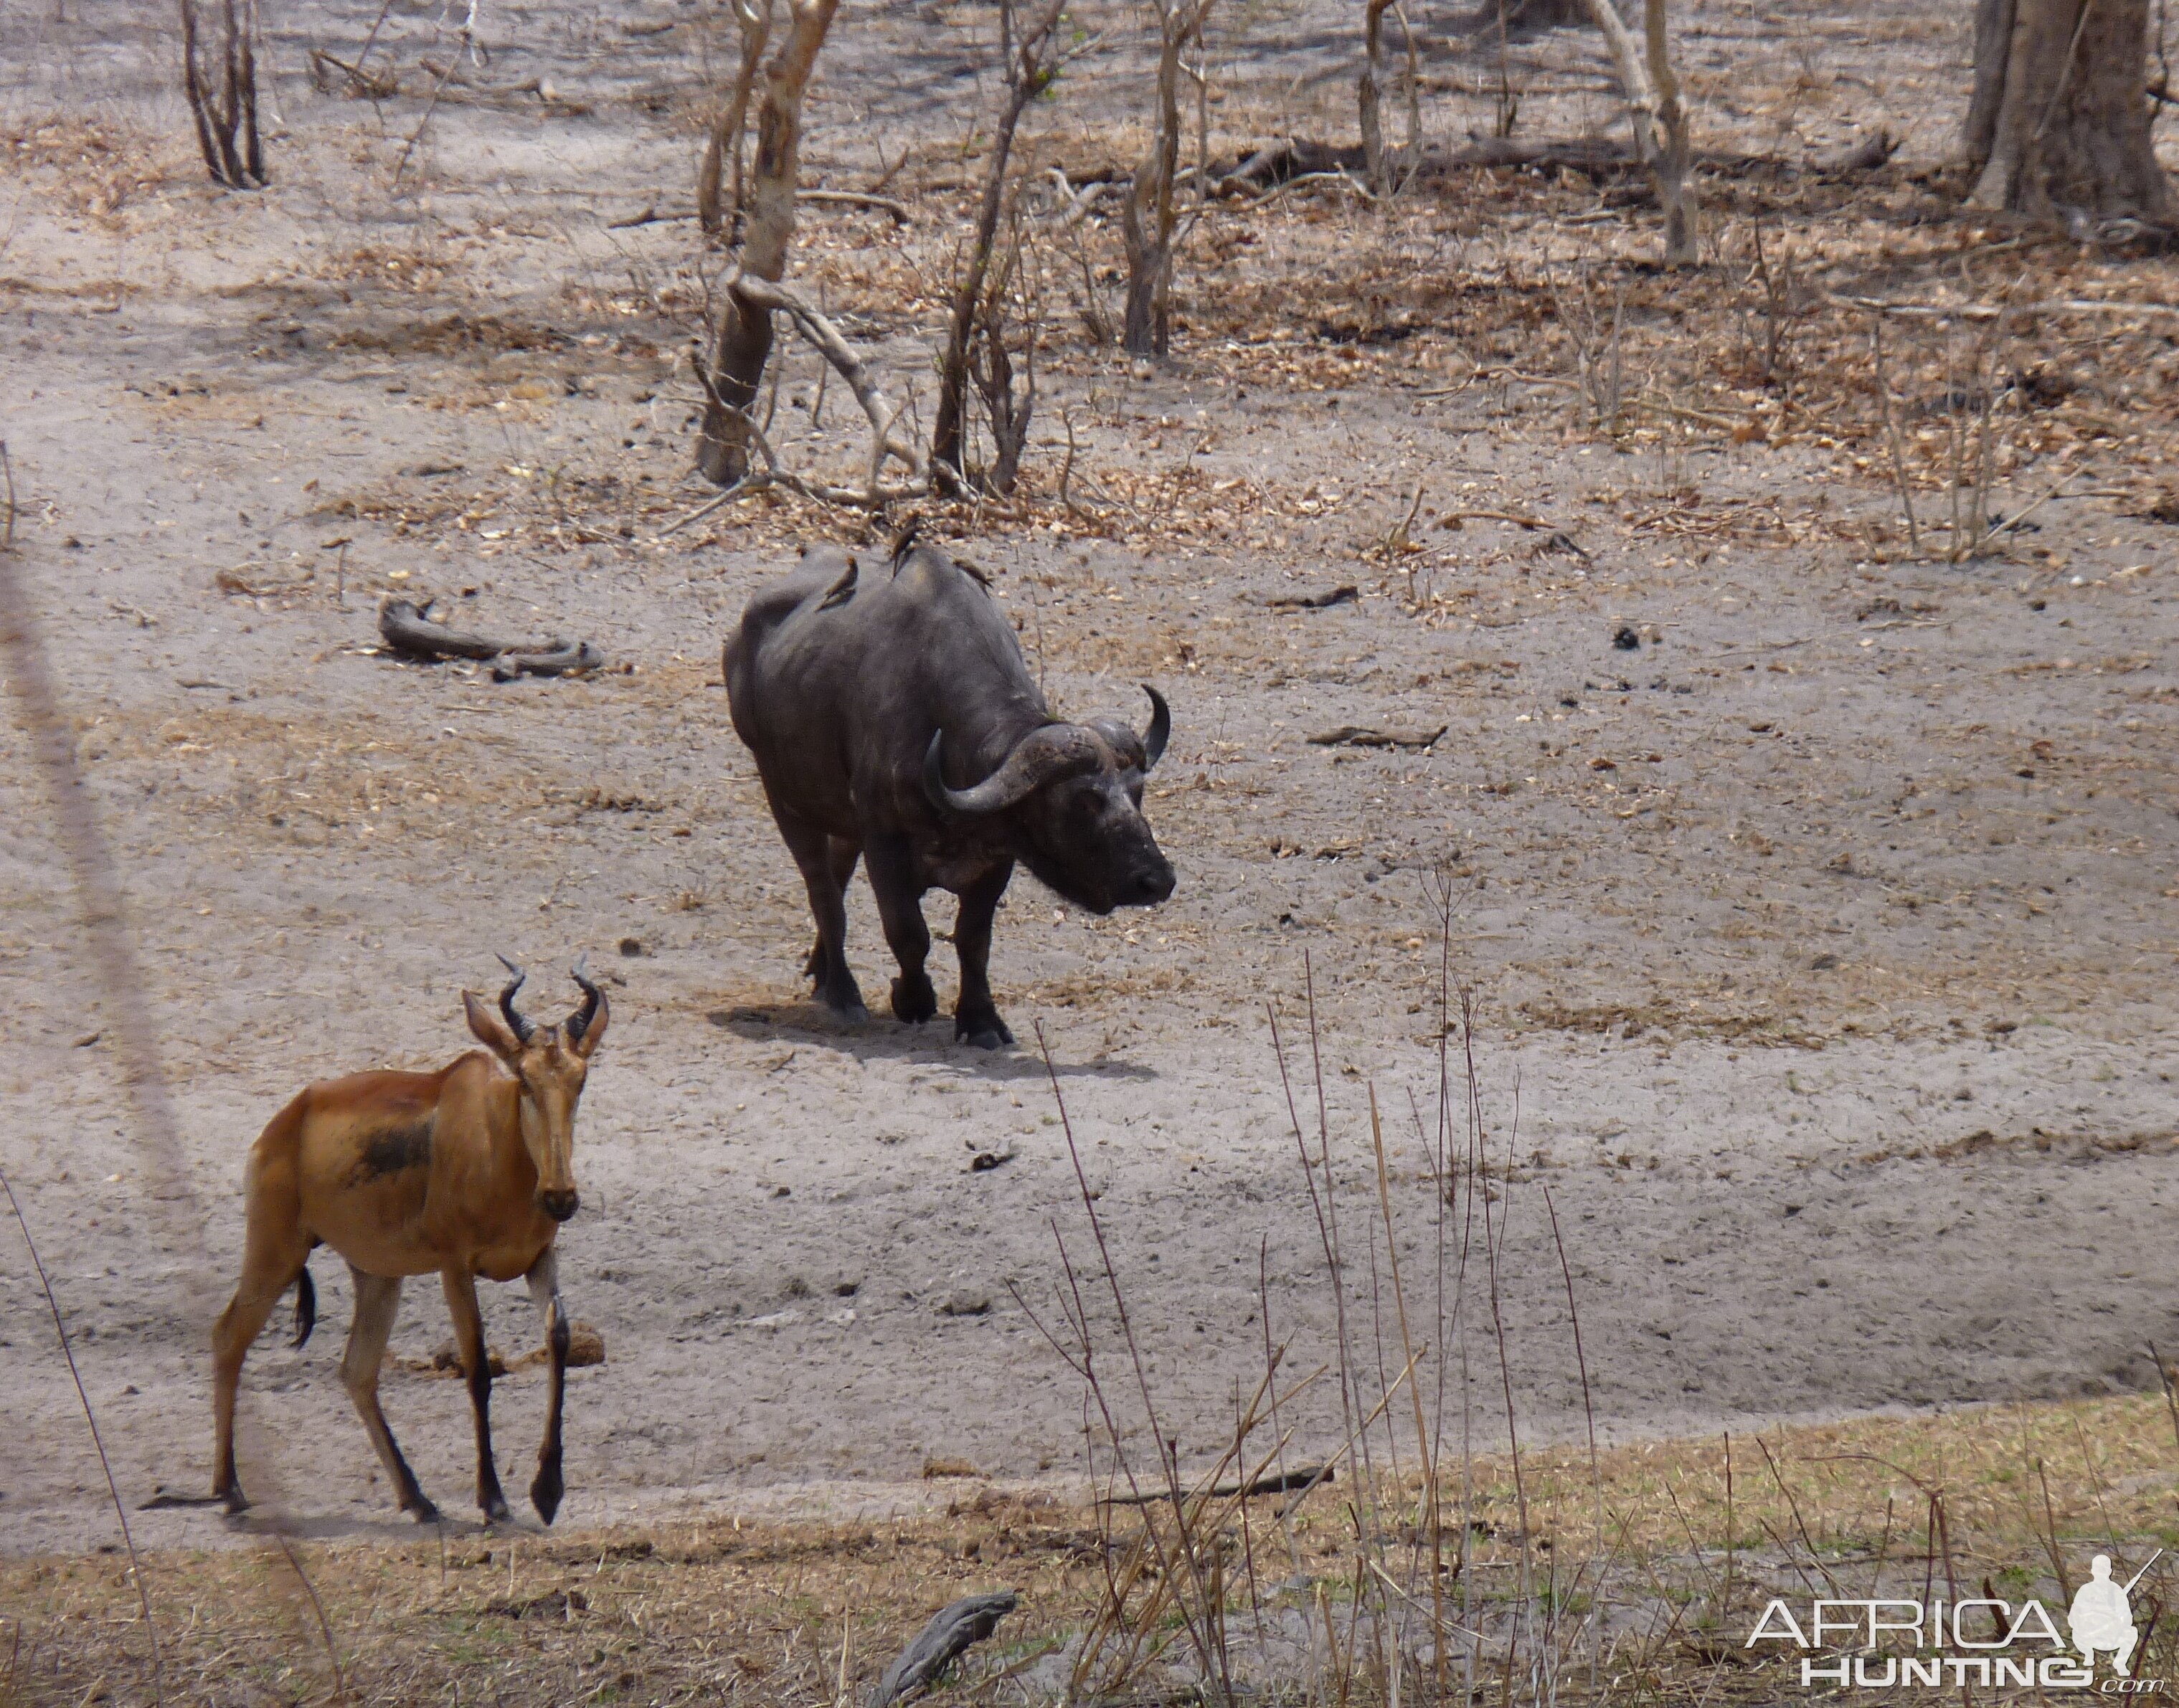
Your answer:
496,954 -> 537,1045
1140,684 -> 1171,772
924,723 -> 1103,818
566,957 -> 603,1045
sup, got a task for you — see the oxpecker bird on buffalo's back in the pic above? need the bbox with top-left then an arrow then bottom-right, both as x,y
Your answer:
725,538 -> 1176,1048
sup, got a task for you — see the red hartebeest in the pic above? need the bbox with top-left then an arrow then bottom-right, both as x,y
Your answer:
211,958 -> 607,1525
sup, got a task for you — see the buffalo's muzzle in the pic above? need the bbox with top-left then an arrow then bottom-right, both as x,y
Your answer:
1126,864 -> 1176,907
539,1188 -> 580,1223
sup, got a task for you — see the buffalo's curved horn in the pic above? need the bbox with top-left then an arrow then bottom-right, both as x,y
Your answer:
1139,684 -> 1171,772
496,954 -> 537,1045
925,723 -> 1104,817
566,956 -> 603,1045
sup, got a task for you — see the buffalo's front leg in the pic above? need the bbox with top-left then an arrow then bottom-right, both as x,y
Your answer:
863,835 -> 937,1025
952,862 -> 1016,1048
777,811 -> 866,1017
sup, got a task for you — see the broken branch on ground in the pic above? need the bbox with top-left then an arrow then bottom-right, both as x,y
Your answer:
378,599 -> 605,679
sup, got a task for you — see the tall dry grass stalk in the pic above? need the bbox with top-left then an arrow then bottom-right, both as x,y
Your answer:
1011,881 -> 1630,1706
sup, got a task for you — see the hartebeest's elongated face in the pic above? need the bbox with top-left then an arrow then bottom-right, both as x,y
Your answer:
461,958 -> 608,1223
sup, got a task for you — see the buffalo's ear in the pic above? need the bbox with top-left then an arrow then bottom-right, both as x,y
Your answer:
464,990 -> 524,1064
1084,717 -> 1146,774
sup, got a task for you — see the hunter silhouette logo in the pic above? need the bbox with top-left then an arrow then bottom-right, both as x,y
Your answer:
2070,1553 -> 2155,1678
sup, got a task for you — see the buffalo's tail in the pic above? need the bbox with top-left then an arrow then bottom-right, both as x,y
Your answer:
292,1260 -> 316,1349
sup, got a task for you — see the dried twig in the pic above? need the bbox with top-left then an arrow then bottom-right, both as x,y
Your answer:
0,1167 -> 160,1694
1870,320 -> 1921,557
803,188 -> 910,221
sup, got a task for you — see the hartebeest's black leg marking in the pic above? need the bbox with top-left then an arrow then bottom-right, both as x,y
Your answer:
342,1268 -> 438,1522
525,1250 -> 569,1524
951,861 -> 1016,1048
777,810 -> 866,1016
443,1268 -> 511,1522
864,835 -> 937,1025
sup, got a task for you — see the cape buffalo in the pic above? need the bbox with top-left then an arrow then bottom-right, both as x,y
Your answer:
725,540 -> 1176,1048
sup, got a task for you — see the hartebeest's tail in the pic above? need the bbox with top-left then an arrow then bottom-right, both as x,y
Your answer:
292,1261 -> 316,1349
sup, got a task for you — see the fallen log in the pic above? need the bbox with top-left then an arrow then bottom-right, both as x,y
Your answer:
1101,1464 -> 1334,1504
866,1591 -> 1018,1708
1308,724 -> 1447,751
379,598 -> 507,660
1266,584 -> 1358,611
1206,131 -> 1901,199
379,599 -> 605,678
493,641 -> 608,681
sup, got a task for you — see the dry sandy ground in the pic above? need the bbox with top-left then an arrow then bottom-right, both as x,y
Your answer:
2,0 -> 2177,1560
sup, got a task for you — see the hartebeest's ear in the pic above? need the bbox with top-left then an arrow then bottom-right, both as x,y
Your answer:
463,990 -> 524,1063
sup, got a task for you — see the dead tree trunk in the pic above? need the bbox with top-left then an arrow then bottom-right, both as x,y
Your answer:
931,0 -> 1065,493
1584,0 -> 1698,264
1965,0 -> 2177,233
697,0 -> 775,239
1122,0 -> 1216,358
694,0 -> 841,489
180,0 -> 265,189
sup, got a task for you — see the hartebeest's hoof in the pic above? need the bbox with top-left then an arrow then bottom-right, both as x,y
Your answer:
479,1493 -> 513,1524
813,973 -> 868,1019
406,1495 -> 443,1525
218,1485 -> 250,1517
531,1465 -> 564,1526
891,972 -> 938,1025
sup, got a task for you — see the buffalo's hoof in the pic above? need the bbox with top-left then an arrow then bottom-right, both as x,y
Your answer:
956,1010 -> 1015,1050
530,1464 -> 564,1527
892,973 -> 939,1025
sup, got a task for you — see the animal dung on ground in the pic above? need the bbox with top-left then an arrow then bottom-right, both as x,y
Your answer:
1265,584 -> 1358,610
1612,625 -> 1642,650
420,1324 -> 604,1375
866,1591 -> 1020,1708
483,1587 -> 589,1621
377,597 -> 605,679
1307,724 -> 1447,752
430,1339 -> 509,1378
